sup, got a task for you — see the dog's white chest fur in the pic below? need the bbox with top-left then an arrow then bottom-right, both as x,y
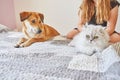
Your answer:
24,20 -> 36,38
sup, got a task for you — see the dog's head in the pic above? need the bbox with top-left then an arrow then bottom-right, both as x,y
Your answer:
20,11 -> 44,34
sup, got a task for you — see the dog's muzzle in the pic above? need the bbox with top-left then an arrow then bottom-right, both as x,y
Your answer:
31,28 -> 42,34
36,29 -> 42,34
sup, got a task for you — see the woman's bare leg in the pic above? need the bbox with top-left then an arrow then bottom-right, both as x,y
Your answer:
110,33 -> 120,43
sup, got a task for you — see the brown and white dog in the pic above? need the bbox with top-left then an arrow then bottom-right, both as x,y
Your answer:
15,11 -> 60,48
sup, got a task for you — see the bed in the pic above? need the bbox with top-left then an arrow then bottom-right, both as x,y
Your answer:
0,24 -> 120,80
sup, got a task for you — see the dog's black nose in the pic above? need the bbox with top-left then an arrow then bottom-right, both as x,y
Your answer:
37,29 -> 42,34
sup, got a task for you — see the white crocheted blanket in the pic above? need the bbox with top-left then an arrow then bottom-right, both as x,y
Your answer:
0,32 -> 120,80
68,46 -> 120,72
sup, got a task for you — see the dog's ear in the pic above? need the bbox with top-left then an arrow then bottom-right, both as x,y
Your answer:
38,13 -> 44,23
20,12 -> 31,22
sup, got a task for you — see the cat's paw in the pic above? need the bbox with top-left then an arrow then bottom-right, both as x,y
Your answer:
77,49 -> 96,56
85,51 -> 96,56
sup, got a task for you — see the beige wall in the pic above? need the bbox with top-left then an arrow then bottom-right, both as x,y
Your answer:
14,0 -> 120,35
115,0 -> 120,32
14,0 -> 82,35
115,7 -> 120,32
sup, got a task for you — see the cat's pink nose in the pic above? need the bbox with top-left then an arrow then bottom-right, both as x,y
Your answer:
90,40 -> 93,43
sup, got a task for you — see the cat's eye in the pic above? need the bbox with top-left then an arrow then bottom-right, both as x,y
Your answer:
86,35 -> 90,39
94,36 -> 98,39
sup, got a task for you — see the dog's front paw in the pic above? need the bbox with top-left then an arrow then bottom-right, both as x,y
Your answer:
14,44 -> 20,48
14,44 -> 25,48
20,43 -> 27,47
20,42 -> 30,47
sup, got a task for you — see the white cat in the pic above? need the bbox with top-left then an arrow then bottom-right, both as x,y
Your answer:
68,24 -> 110,56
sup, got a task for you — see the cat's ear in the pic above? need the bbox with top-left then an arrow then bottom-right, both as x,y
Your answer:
84,23 -> 88,28
84,25 -> 87,28
82,24 -> 88,30
99,28 -> 105,35
82,25 -> 87,31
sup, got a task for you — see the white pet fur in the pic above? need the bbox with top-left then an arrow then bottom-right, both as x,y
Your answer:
68,25 -> 110,56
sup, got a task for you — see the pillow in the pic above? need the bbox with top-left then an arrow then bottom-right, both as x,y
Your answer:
0,24 -> 11,33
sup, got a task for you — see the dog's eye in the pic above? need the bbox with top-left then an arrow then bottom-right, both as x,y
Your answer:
31,20 -> 36,23
39,20 -> 42,23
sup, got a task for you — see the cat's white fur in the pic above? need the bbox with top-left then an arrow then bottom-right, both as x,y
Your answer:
68,25 -> 110,56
